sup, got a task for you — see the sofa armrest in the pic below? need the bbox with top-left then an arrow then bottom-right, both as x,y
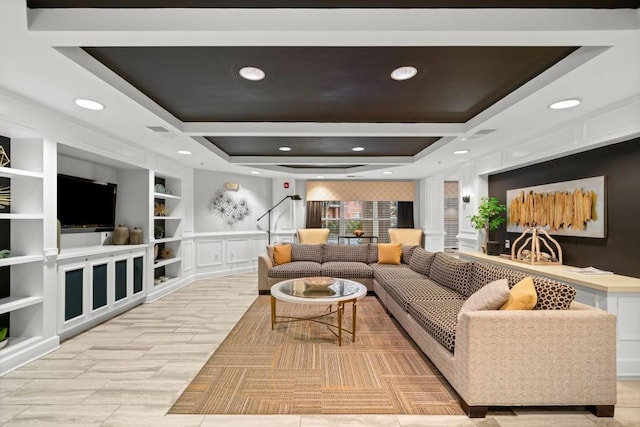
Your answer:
454,301 -> 617,407
258,253 -> 273,293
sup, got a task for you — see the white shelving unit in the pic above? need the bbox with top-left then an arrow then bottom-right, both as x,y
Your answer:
0,137 -> 58,376
148,173 -> 184,300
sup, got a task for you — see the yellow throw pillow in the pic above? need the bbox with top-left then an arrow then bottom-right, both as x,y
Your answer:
273,244 -> 292,266
500,276 -> 537,310
378,243 -> 402,265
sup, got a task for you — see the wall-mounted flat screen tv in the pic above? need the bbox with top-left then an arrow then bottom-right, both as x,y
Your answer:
57,174 -> 117,233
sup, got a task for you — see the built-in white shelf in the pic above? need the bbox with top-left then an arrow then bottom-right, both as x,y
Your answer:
151,237 -> 181,244
154,276 -> 179,287
0,213 -> 44,220
154,216 -> 181,221
0,166 -> 43,179
153,192 -> 181,200
153,257 -> 182,269
0,296 -> 43,315
58,244 -> 148,261
0,254 -> 44,268
0,336 -> 44,356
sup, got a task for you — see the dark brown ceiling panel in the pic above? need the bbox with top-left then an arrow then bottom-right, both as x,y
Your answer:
278,165 -> 366,169
83,46 -> 577,123
27,0 -> 640,8
204,137 -> 440,157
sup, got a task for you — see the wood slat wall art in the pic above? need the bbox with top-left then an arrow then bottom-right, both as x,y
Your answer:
505,176 -> 605,238
508,189 -> 593,231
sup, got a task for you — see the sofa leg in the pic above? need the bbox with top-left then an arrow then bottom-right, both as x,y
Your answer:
588,405 -> 615,417
460,400 -> 488,418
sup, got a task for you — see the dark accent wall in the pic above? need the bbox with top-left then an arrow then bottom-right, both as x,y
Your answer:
489,137 -> 640,278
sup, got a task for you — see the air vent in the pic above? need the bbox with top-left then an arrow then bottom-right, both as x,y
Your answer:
466,129 -> 496,140
146,126 -> 170,133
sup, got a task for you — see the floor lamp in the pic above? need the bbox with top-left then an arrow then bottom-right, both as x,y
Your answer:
257,194 -> 302,244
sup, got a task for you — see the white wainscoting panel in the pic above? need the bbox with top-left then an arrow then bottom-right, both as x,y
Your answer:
196,239 -> 223,267
182,240 -> 194,272
227,239 -> 250,264
617,297 -> 640,341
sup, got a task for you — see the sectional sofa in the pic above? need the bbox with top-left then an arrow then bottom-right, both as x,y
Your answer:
257,243 -> 617,418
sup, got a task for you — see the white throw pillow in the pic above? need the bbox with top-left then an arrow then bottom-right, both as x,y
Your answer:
457,278 -> 510,321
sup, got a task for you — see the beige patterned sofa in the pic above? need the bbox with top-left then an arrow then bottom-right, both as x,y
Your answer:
257,244 -> 617,418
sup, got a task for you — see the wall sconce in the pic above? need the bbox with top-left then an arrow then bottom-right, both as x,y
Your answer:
462,195 -> 471,203
224,182 -> 240,191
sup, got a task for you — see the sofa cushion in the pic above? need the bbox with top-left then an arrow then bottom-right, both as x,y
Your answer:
408,299 -> 464,352
409,247 -> 437,276
402,245 -> 417,265
532,277 -> 576,310
368,243 -> 379,264
457,278 -> 510,320
266,243 -> 283,264
378,243 -> 402,264
322,244 -> 369,263
291,244 -> 323,262
321,261 -> 374,279
469,262 -> 527,295
428,253 -> 474,296
385,279 -> 465,311
268,261 -> 322,278
273,244 -> 291,265
371,263 -> 426,284
501,277 -> 537,310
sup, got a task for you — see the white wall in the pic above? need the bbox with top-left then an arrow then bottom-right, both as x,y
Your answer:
193,169 -> 271,232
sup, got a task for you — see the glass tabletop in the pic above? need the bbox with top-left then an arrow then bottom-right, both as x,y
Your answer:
278,278 -> 361,299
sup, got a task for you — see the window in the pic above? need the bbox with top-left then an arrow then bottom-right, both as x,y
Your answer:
321,201 -> 397,243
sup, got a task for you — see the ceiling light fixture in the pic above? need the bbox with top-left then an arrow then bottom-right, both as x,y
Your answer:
352,147 -> 365,152
549,99 -> 581,110
316,175 -> 325,179
390,66 -> 417,81
279,146 -> 292,152
74,98 -> 104,111
383,171 -> 393,175
454,150 -> 469,154
239,66 -> 265,81
177,150 -> 192,155
250,170 -> 261,175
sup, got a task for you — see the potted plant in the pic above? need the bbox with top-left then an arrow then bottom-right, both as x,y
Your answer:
0,326 -> 7,349
470,196 -> 507,255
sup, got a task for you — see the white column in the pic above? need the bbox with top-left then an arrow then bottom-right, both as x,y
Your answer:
457,162 -> 488,252
421,173 -> 445,252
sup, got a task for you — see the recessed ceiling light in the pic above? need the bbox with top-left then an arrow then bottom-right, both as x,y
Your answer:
390,66 -> 417,81
454,149 -> 469,155
460,138 -> 468,141
250,170 -> 261,175
383,171 -> 393,175
177,150 -> 192,155
74,98 -> 104,111
549,99 -> 581,110
352,147 -> 365,152
239,66 -> 265,81
279,146 -> 292,152
316,175 -> 325,179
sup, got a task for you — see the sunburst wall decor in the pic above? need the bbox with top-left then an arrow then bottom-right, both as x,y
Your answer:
209,188 -> 251,226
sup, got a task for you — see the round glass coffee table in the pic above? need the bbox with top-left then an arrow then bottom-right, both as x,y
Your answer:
270,278 -> 367,346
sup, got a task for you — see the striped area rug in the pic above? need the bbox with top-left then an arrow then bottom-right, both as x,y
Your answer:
169,295 -> 464,415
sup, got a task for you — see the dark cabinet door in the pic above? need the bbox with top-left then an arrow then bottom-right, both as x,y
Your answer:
92,263 -> 108,310
115,259 -> 127,301
65,268 -> 84,321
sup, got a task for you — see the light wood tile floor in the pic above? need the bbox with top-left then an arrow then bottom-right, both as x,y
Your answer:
1,273 -> 638,426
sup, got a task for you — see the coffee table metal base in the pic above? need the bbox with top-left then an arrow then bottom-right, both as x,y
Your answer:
270,296 -> 358,346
